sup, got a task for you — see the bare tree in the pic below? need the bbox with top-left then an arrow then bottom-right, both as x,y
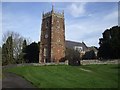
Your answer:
2,31 -> 31,61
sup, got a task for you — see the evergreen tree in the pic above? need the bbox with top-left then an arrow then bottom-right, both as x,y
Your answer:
6,36 -> 14,64
24,42 -> 39,63
98,26 -> 120,59
0,46 -> 1,65
83,50 -> 96,59
2,36 -> 14,65
17,39 -> 27,63
22,40 -> 27,50
2,44 -> 8,65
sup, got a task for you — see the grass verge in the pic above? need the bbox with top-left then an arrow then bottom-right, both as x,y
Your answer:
4,64 -> 119,88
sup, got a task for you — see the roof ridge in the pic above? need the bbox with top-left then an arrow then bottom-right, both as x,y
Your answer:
65,40 -> 83,44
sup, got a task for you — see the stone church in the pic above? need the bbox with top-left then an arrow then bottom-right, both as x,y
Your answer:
39,6 -> 98,63
39,6 -> 65,63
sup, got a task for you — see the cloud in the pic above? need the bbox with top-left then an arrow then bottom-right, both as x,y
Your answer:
103,10 -> 118,22
2,0 -> 120,2
66,2 -> 87,18
65,8 -> 118,47
65,21 -> 102,47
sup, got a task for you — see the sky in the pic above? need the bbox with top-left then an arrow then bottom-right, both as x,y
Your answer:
1,2 -> 118,47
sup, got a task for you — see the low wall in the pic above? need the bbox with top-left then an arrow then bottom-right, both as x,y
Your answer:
2,62 -> 68,68
80,59 -> 119,65
2,59 -> 120,68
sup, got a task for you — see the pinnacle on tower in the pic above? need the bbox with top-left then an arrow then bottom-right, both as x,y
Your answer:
62,10 -> 64,16
42,11 -> 44,17
52,4 -> 54,12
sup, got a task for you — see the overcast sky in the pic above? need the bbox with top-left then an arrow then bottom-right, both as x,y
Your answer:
2,2 -> 118,47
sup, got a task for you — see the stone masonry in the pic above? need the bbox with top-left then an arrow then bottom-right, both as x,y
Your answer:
39,6 -> 65,63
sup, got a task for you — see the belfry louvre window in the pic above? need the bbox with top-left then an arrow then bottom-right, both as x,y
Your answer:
46,21 -> 49,28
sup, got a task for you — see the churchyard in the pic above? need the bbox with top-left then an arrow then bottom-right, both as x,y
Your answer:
3,63 -> 119,88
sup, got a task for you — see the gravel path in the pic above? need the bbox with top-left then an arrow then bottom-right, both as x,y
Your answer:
2,72 -> 35,88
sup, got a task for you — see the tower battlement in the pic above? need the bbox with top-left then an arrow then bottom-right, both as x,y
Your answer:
43,10 -> 64,19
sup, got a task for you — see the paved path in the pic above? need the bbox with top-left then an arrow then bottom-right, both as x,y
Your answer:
2,72 -> 35,88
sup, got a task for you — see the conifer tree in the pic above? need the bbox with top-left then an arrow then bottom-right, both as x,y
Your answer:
18,39 -> 27,63
98,26 -> 120,59
2,44 -> 8,65
6,36 -> 14,64
2,36 -> 14,65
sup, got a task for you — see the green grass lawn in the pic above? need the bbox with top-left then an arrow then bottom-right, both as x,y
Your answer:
4,64 -> 119,88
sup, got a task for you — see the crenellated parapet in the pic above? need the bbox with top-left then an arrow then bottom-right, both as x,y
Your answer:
43,10 -> 64,19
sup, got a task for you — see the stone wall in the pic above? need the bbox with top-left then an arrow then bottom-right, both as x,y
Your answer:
80,59 -> 119,65
3,60 -> 119,68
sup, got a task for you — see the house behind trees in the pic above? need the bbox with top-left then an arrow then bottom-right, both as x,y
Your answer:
65,40 -> 98,59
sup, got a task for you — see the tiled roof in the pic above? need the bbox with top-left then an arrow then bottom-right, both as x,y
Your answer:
65,40 -> 88,51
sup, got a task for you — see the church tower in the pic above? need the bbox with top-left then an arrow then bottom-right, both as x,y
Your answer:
39,6 -> 65,63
